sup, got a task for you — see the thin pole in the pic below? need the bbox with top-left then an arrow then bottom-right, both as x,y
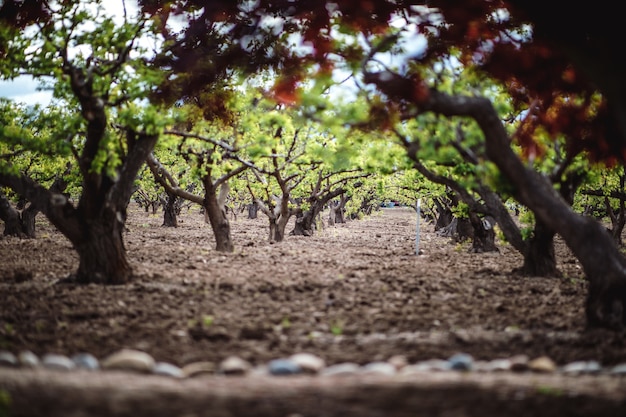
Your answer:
415,198 -> 421,255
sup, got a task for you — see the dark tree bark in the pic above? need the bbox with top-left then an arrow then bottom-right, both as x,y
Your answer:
291,189 -> 345,236
204,181 -> 234,252
520,220 -> 559,276
420,90 -> 626,328
162,192 -> 178,227
0,191 -> 26,238
433,197 -> 454,231
468,213 -> 498,253
247,202 -> 259,219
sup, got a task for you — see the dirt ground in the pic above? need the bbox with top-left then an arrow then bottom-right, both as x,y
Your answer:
2,204 -> 626,416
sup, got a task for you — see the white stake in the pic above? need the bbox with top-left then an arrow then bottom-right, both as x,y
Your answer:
416,198 -> 421,255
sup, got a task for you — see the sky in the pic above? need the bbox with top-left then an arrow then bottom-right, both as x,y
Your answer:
0,76 -> 54,106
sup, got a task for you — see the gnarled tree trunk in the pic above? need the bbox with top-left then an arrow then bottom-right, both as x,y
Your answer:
162,192 -> 178,227
204,182 -> 234,253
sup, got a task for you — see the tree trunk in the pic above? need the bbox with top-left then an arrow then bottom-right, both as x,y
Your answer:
20,204 -> 38,238
162,193 -> 178,227
520,220 -> 560,277
469,213 -> 498,253
0,191 -> 26,237
291,211 -> 314,236
73,215 -> 131,284
204,185 -> 234,253
247,202 -> 259,219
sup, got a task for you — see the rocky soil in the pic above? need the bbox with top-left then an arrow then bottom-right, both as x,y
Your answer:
1,204 -> 626,416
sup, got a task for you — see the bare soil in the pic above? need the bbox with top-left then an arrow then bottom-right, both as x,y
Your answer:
1,205 -> 626,416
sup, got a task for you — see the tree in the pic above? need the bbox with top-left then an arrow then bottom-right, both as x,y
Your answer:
0,1 -> 165,284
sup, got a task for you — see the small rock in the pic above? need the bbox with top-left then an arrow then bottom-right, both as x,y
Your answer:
268,359 -> 301,376
0,351 -> 18,367
42,354 -> 75,371
448,353 -> 474,371
153,362 -> 184,378
387,355 -> 409,370
289,353 -> 326,374
72,353 -> 99,370
218,356 -> 251,375
320,362 -> 361,377
485,358 -> 513,372
18,351 -> 40,368
528,356 -> 557,373
182,361 -> 216,378
562,361 -> 601,375
101,349 -> 155,373
403,359 -> 452,373
509,354 -> 530,372
609,363 -> 626,375
249,364 -> 270,377
361,361 -> 396,376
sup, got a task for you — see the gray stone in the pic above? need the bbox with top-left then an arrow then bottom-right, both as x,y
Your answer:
101,349 -> 155,373
320,362 -> 361,377
268,359 -> 301,376
72,353 -> 100,370
361,361 -> 396,376
403,359 -> 452,373
0,351 -> 18,367
562,360 -> 601,375
153,362 -> 184,378
448,353 -> 474,371
485,358 -> 513,372
42,354 -> 75,371
609,363 -> 626,375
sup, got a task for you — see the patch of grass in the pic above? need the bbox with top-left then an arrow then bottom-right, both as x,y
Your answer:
0,389 -> 11,417
536,385 -> 564,397
202,315 -> 214,327
280,317 -> 291,329
330,320 -> 345,336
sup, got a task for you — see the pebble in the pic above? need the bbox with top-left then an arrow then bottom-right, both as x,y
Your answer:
101,349 -> 155,373
1,349 -> 625,380
448,353 -> 474,371
388,355 -> 408,370
289,353 -> 326,374
361,361 -> 396,376
485,358 -> 513,372
406,359 -> 452,372
18,351 -> 40,368
153,362 -> 184,378
528,356 -> 557,373
0,351 -> 18,367
182,361 -> 216,378
268,359 -> 301,376
509,354 -> 530,372
72,353 -> 100,370
320,362 -> 360,377
42,354 -> 75,371
562,361 -> 601,375
609,364 -> 626,375
218,356 -> 251,375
